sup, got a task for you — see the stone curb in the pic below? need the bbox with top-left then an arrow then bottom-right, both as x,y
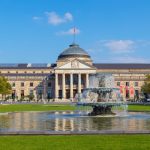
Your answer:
0,130 -> 150,135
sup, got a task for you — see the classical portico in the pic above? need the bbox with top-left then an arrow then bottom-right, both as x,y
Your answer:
54,72 -> 94,100
54,43 -> 96,100
54,67 -> 96,100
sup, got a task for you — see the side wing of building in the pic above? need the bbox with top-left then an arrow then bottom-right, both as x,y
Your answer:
0,64 -> 55,100
94,63 -> 150,100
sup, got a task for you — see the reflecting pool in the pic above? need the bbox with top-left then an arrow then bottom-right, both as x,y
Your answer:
0,111 -> 150,133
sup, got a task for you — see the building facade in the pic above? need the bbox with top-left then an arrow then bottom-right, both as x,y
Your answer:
0,43 -> 150,101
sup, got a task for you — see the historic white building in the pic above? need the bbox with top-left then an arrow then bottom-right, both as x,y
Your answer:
0,43 -> 150,101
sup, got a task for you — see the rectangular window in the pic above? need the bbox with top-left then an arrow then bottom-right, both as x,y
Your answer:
48,82 -> 51,87
117,82 -> 120,86
126,90 -> 130,99
135,90 -> 139,99
12,82 -> 15,87
39,82 -> 43,87
30,82 -> 34,87
30,90 -> 33,95
134,82 -> 138,87
38,89 -> 42,99
12,90 -> 16,99
21,82 -> 24,87
126,82 -> 129,86
21,90 -> 24,98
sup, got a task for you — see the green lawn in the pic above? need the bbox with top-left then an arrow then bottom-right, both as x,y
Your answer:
0,104 -> 75,112
0,103 -> 150,113
0,135 -> 149,150
128,104 -> 150,112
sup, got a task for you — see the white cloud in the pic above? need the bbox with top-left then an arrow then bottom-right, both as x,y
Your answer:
87,40 -> 150,63
45,12 -> 73,25
56,27 -> 80,35
32,16 -> 42,20
104,40 -> 135,53
64,12 -> 73,21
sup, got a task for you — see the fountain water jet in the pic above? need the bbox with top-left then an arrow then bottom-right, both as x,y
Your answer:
76,73 -> 127,116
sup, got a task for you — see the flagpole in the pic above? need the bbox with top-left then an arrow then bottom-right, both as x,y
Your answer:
73,26 -> 76,43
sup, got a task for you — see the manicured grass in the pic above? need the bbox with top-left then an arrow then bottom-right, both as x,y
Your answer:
0,103 -> 150,113
128,104 -> 150,112
0,104 -> 75,112
0,135 -> 150,150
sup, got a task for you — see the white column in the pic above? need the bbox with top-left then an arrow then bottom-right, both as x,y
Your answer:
70,73 -> 73,99
55,73 -> 58,99
43,79 -> 47,99
62,73 -> 66,99
34,90 -> 37,101
86,73 -> 89,88
78,73 -> 81,94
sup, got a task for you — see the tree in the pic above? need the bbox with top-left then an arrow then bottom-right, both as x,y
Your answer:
141,75 -> 150,98
0,76 -> 12,100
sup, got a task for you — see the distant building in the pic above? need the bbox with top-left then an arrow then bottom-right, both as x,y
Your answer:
0,43 -> 150,101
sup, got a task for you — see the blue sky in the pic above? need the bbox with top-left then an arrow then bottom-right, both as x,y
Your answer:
0,0 -> 150,63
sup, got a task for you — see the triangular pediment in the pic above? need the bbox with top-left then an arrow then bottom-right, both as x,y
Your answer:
57,59 -> 94,69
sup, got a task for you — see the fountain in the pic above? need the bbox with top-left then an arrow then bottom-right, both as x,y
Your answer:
76,73 -> 127,116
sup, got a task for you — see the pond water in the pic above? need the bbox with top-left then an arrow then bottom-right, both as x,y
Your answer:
0,111 -> 150,133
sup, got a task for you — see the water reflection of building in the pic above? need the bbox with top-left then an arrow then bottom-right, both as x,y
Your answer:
0,43 -> 150,101
0,112 -> 149,132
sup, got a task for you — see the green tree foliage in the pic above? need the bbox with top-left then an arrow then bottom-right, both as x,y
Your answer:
141,75 -> 150,94
0,77 -> 12,98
